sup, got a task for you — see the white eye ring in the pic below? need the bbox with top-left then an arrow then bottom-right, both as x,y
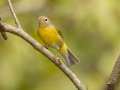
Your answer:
45,18 -> 48,21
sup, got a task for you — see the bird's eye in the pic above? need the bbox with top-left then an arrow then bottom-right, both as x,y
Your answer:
45,18 -> 48,21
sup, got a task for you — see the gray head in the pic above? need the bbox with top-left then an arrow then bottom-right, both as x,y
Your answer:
38,16 -> 53,28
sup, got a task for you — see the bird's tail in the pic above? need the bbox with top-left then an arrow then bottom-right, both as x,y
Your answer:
59,43 -> 80,66
64,49 -> 80,66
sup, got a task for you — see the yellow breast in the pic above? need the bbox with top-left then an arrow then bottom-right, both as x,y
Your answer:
37,26 -> 62,46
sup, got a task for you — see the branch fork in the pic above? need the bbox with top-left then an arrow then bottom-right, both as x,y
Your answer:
0,0 -> 86,90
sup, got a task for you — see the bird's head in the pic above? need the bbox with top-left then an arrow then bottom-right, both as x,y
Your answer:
38,16 -> 52,28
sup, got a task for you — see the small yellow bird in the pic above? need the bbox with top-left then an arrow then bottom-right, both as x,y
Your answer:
37,16 -> 79,66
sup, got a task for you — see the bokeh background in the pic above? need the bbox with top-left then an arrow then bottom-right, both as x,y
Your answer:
0,0 -> 120,90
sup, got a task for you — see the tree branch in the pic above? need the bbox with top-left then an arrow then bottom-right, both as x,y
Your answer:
7,0 -> 22,28
0,22 -> 86,90
0,17 -> 8,40
0,0 -> 86,90
105,55 -> 120,90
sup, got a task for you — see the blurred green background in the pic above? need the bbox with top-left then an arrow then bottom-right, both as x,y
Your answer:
0,0 -> 120,90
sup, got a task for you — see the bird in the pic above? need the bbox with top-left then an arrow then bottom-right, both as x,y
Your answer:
36,16 -> 79,66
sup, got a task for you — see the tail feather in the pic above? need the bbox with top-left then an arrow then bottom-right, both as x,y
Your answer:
63,49 -> 80,66
59,43 -> 80,66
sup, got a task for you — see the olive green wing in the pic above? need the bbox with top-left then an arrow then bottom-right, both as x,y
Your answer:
57,29 -> 64,39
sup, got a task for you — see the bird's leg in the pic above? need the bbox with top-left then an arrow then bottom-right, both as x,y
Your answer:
44,44 -> 49,49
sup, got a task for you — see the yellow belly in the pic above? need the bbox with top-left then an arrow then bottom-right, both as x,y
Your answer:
38,27 -> 62,46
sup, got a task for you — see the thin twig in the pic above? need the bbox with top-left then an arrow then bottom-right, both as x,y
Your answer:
0,22 -> 86,90
0,18 -> 8,40
105,55 -> 120,90
0,32 -> 8,40
4,0 -> 86,89
7,0 -> 22,28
